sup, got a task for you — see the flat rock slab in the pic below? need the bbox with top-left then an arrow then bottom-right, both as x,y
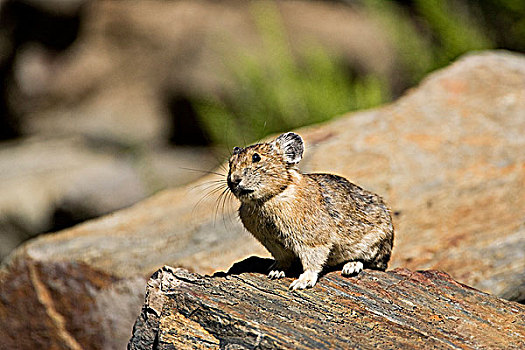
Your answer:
129,262 -> 525,349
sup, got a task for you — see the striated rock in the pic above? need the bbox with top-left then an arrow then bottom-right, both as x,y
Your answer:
0,257 -> 146,350
129,264 -> 525,349
1,51 -> 524,349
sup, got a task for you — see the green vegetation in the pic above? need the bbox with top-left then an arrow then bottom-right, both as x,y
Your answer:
194,2 -> 388,147
364,0 -> 493,84
193,0 -> 501,147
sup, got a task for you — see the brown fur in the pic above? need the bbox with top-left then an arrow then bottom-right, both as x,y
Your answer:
227,133 -> 394,289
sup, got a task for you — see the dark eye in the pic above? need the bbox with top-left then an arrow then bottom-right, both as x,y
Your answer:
252,153 -> 261,163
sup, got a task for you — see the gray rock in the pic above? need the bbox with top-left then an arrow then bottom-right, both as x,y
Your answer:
0,137 -> 148,259
0,136 -> 218,260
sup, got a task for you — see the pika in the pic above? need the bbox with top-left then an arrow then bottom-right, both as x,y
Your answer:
227,132 -> 394,290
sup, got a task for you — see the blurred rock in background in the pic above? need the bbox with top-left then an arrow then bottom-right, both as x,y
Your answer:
3,0 -> 523,260
7,0 -> 396,144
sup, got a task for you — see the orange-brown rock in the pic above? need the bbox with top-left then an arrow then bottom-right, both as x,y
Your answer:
1,51 -> 524,349
298,51 -> 525,301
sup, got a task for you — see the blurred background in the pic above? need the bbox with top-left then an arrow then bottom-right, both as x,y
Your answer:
0,0 -> 524,261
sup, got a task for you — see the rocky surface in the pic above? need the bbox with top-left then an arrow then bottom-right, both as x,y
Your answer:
0,258 -> 146,350
0,137 -> 146,258
1,51 -> 524,349
0,137 -> 216,260
129,264 -> 525,349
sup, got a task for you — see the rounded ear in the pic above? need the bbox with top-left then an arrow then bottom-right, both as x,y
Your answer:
232,146 -> 242,155
274,132 -> 304,164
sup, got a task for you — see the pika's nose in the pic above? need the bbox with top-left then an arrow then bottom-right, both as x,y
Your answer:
229,174 -> 241,187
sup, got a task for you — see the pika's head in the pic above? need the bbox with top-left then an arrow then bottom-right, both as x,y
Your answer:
227,132 -> 304,202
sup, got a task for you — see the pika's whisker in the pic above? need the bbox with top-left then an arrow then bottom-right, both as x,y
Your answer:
218,162 -> 229,174
180,167 -> 226,177
220,189 -> 235,228
191,180 -> 228,191
191,183 -> 229,217
213,187 -> 232,225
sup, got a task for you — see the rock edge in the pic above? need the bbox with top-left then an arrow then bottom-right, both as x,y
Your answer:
129,261 -> 525,349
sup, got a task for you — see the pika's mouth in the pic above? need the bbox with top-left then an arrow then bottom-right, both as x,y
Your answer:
238,188 -> 254,196
227,176 -> 255,197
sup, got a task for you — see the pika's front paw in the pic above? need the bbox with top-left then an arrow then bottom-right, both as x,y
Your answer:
342,261 -> 363,276
289,270 -> 318,290
268,270 -> 286,279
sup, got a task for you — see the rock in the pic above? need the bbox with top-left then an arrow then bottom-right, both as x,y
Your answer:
128,264 -> 525,349
0,257 -> 146,350
298,51 -> 525,301
0,136 -> 218,261
0,136 -> 147,260
1,51 -> 524,349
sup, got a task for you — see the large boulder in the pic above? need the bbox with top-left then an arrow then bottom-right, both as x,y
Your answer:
129,265 -> 525,349
1,51 -> 524,349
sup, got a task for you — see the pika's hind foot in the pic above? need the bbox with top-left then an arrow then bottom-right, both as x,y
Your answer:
342,261 -> 363,276
289,270 -> 318,290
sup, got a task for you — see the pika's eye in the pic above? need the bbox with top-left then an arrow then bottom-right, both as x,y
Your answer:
252,153 -> 261,163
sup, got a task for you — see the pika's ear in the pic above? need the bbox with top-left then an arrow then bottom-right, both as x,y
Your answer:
274,132 -> 304,164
